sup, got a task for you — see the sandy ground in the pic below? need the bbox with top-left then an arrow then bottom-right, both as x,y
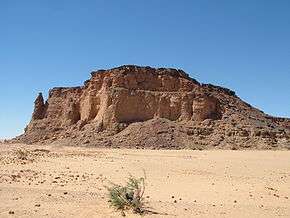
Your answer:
0,143 -> 289,218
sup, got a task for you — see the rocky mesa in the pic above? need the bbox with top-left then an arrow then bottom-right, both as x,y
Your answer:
15,65 -> 290,149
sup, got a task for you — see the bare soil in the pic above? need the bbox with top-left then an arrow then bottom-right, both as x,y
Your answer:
0,143 -> 289,217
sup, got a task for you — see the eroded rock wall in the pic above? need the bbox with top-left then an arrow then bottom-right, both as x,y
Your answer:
16,65 -> 290,150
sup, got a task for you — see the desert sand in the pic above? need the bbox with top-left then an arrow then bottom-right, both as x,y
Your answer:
0,143 -> 289,217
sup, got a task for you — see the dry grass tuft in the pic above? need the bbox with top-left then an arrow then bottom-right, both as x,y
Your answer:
16,149 -> 30,160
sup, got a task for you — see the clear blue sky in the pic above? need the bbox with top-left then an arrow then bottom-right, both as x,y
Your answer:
0,0 -> 290,139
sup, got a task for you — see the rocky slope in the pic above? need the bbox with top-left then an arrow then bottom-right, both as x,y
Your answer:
15,65 -> 290,149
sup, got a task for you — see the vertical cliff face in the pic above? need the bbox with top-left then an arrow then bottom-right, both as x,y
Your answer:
16,65 -> 290,150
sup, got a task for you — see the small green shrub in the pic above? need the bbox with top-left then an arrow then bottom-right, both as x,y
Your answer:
106,174 -> 146,214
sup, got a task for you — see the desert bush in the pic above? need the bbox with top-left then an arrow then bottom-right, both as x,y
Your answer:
106,174 -> 146,214
16,149 -> 29,160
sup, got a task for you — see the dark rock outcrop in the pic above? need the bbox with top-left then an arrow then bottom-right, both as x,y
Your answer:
32,93 -> 47,120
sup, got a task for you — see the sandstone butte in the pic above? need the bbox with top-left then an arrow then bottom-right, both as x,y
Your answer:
14,65 -> 290,150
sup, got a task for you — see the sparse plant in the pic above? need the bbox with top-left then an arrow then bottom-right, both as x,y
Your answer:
16,149 -> 29,160
106,173 -> 146,215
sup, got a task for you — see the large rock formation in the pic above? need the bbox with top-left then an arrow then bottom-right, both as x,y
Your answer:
16,65 -> 290,149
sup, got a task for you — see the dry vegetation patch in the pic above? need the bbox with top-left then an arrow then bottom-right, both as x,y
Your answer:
106,174 -> 147,216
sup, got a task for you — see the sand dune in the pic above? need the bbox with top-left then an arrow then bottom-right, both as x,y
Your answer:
0,143 -> 289,217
